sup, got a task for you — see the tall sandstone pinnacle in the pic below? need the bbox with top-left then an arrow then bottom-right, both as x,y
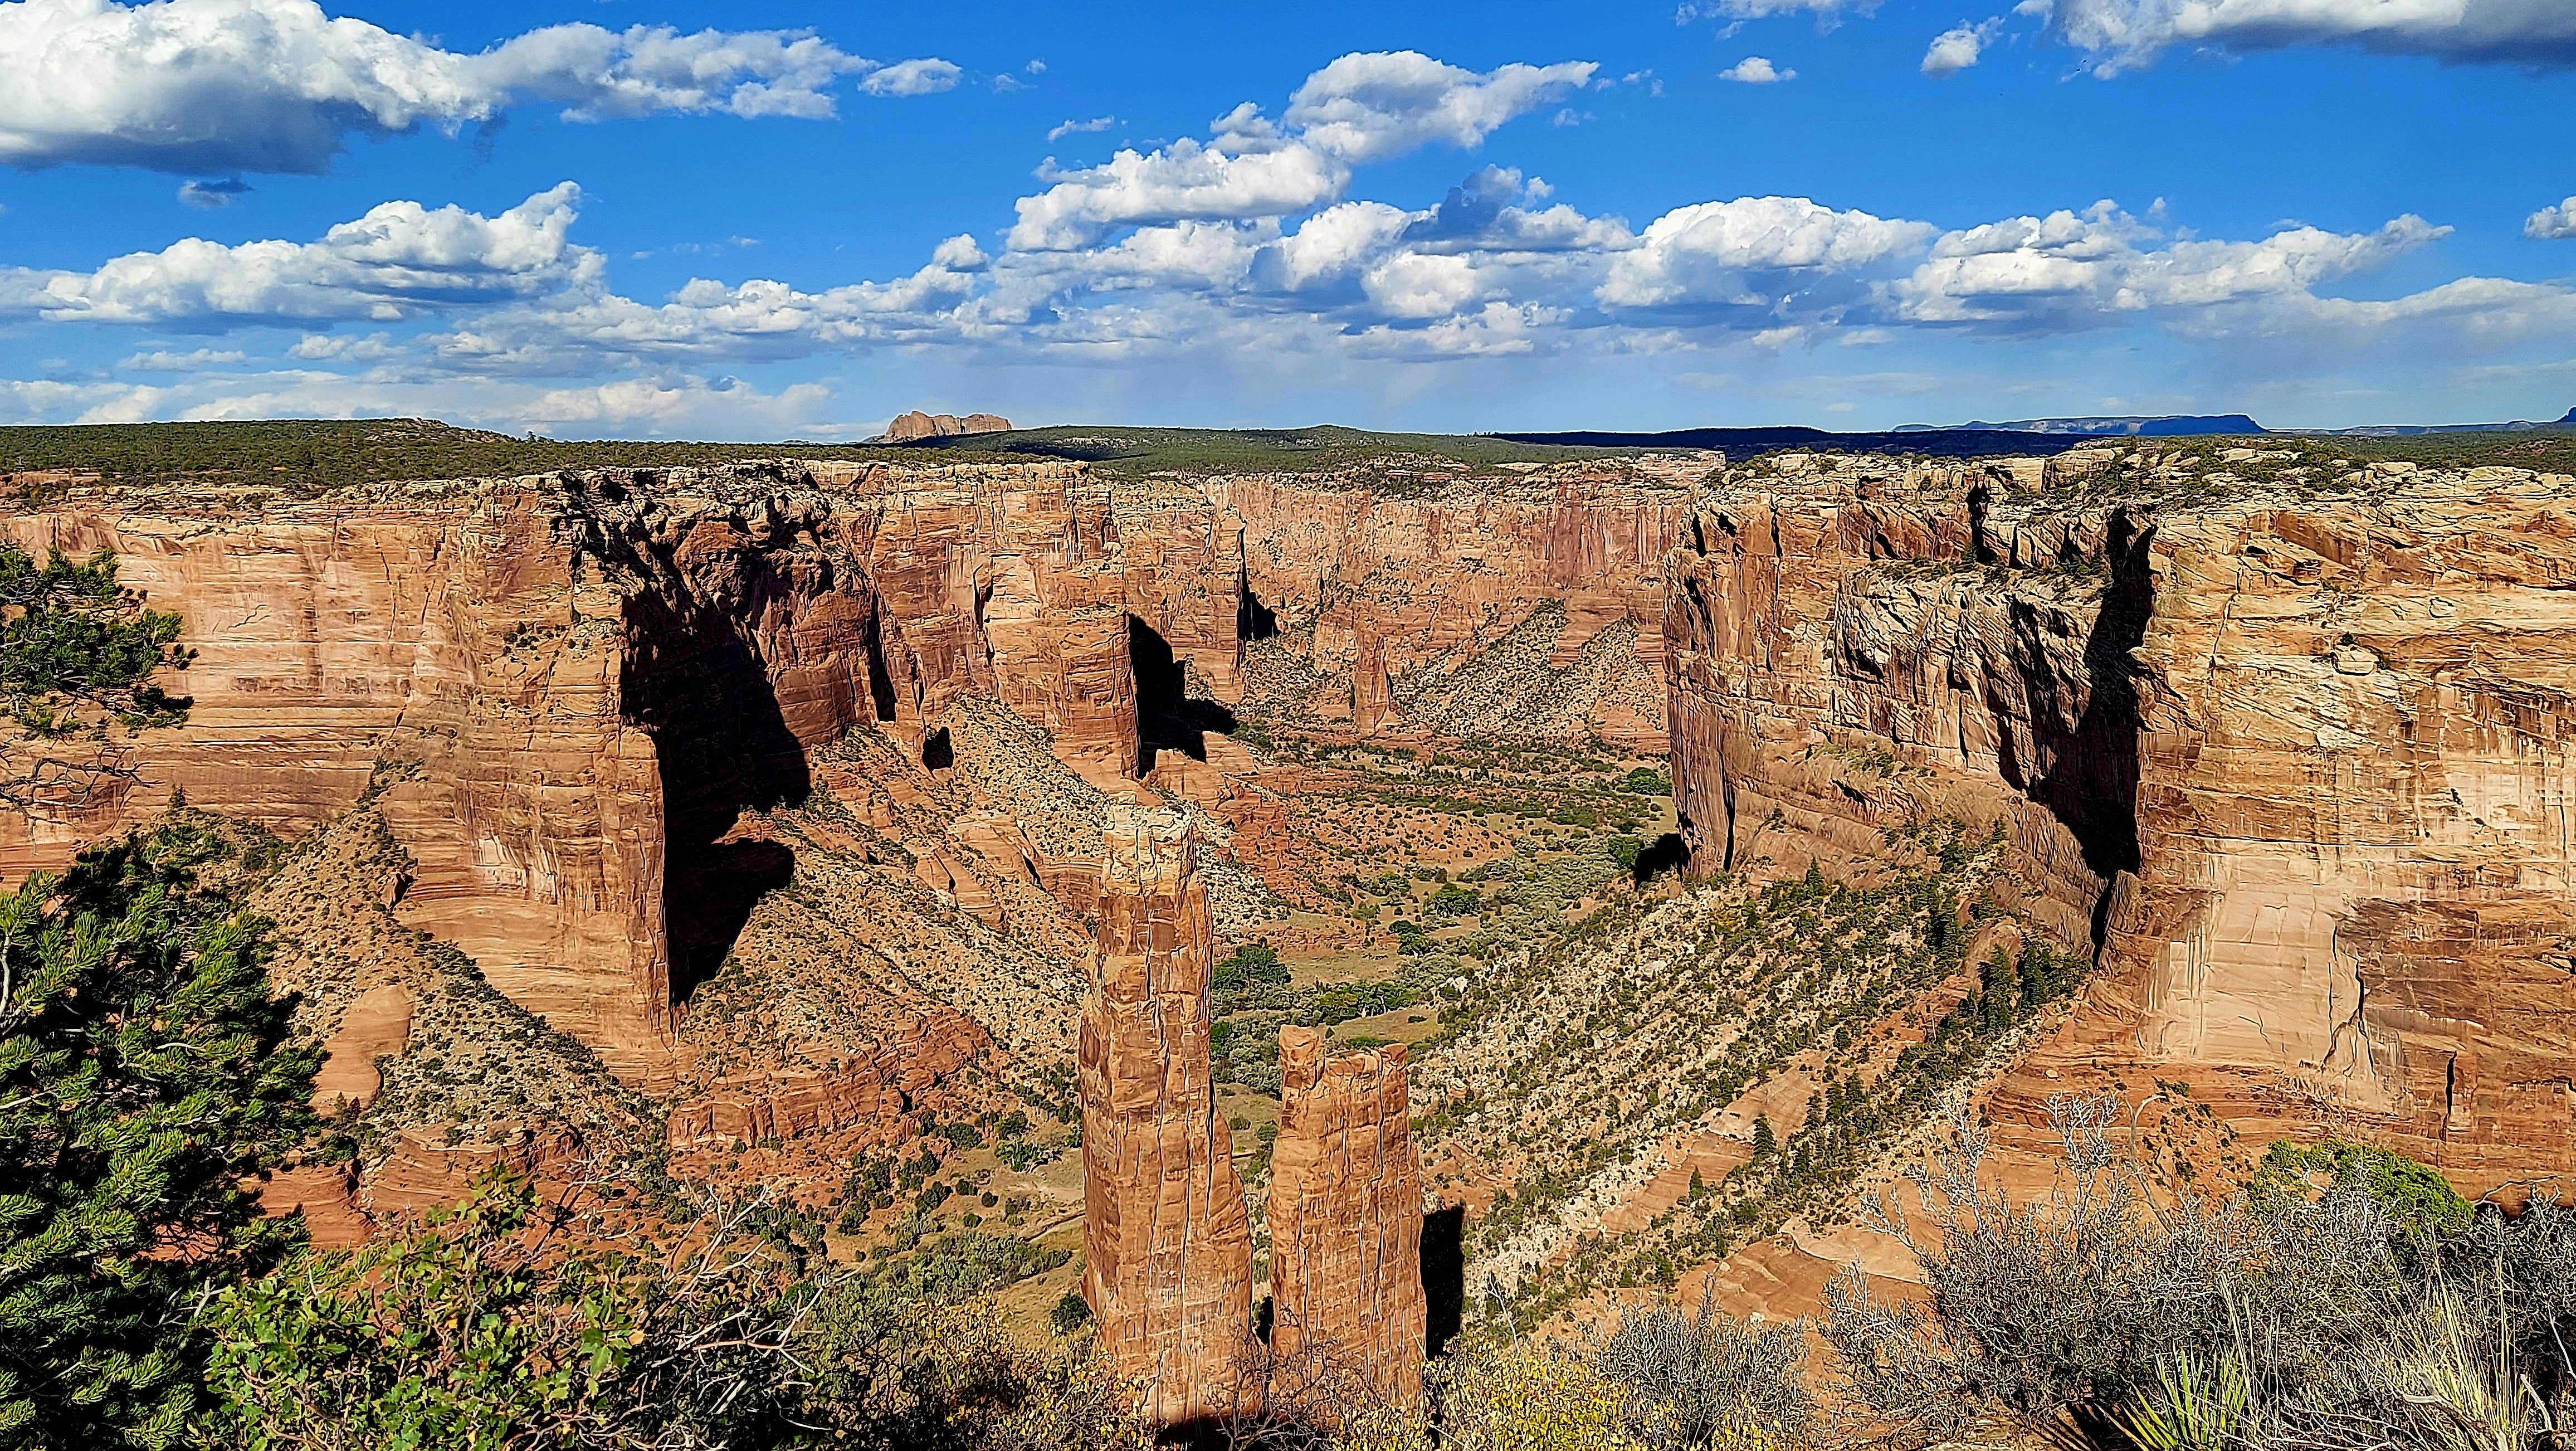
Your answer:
1077,807 -> 1256,1425
1268,1026 -> 1426,1413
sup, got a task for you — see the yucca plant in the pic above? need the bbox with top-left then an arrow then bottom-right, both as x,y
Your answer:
2118,1351 -> 2251,1451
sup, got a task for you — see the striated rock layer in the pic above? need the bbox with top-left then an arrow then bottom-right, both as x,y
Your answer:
0,462 -> 1245,1084
1217,465 -> 1700,748
1662,454 -> 2576,1189
1077,807 -> 1256,1426
1269,1026 -> 1426,1413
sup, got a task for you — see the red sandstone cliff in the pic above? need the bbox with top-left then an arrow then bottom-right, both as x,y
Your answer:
1214,465 -> 1700,748
1661,452 -> 2576,1189
1078,807 -> 1257,1425
1268,1026 -> 1426,1414
0,463 -> 1243,1086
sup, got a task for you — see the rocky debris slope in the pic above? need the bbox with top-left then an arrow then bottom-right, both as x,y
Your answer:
248,802 -> 658,1245
1661,447 -> 2576,1192
1217,464 -> 1700,749
1077,807 -> 1258,1425
1268,1026 -> 1426,1413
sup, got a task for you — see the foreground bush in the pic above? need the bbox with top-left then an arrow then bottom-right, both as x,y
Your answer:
201,1176 -> 809,1450
1434,1337 -> 1635,1451
199,1171 -> 1150,1451
1822,1093 -> 2576,1451
0,824 -> 315,1451
1597,1295 -> 1809,1450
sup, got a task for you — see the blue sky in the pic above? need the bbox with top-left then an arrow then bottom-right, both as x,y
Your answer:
1,0 -> 2572,438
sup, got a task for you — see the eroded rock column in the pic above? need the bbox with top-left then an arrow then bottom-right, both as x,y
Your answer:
1267,1026 -> 1426,1413
1078,807 -> 1255,1424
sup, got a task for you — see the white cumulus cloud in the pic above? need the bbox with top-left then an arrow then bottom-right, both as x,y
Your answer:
1719,56 -> 1796,82
857,58 -> 960,97
1282,51 -> 1597,164
1599,196 -> 1935,307
2526,197 -> 2576,240
1922,20 -> 2001,75
1896,201 -> 2447,328
0,182 -> 591,323
1009,140 -> 1350,251
0,0 -> 941,174
1006,51 -> 1589,251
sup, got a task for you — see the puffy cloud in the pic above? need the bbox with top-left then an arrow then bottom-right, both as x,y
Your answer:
1256,201 -> 1416,291
430,245 -> 990,369
1599,196 -> 1935,306
1282,51 -> 1596,163
2034,0 -> 2576,73
857,58 -> 960,97
1399,167 -> 1629,253
1350,300 -> 1563,358
0,0 -> 936,174
1007,51 -> 1590,251
1008,140 -> 1349,250
1896,202 -> 2447,327
2526,197 -> 2576,240
1719,56 -> 1796,82
1922,20 -> 2001,75
0,182 -> 591,323
2257,275 -> 2576,342
1360,251 -> 1492,319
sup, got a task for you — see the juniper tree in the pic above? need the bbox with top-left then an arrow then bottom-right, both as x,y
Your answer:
0,546 -> 191,815
0,824 -> 319,1449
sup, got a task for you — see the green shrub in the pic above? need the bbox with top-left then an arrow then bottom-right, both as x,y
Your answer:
1050,1293 -> 1093,1336
199,1175 -> 805,1450
0,824 -> 318,1450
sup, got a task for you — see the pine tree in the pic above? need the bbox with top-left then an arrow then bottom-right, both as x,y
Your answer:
1750,1115 -> 1777,1160
0,820 -> 319,1449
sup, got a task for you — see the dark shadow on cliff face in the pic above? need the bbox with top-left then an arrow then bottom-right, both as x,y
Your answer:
621,587 -> 812,1006
1131,615 -> 1237,772
863,606 -> 899,725
1422,1202 -> 1466,1360
2030,512 -> 2155,946
666,838 -> 794,1001
1238,585 -> 1279,642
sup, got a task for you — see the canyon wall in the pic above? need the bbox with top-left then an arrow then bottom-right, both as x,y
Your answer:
1662,455 -> 2576,1187
1269,1027 -> 1426,1413
1077,808 -> 1256,1425
1216,465 -> 1699,747
0,462 -> 1246,1084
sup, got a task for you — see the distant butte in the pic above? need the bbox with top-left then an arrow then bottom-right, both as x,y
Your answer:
877,409 -> 1012,442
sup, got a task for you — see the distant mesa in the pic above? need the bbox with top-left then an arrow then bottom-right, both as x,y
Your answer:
876,409 -> 1013,443
1895,414 -> 2265,437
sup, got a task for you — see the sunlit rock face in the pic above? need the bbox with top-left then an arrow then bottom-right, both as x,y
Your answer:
1663,454 -> 2576,1190
1269,1026 -> 1426,1414
1077,807 -> 1256,1426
